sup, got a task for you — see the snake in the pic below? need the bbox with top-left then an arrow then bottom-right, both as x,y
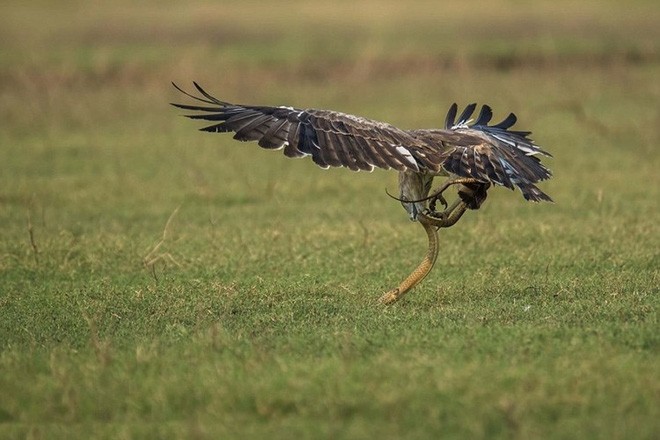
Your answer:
379,201 -> 468,304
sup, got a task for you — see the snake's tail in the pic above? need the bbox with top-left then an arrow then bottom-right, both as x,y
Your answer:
378,218 -> 439,304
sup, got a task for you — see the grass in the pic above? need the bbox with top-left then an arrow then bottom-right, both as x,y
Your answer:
0,0 -> 659,438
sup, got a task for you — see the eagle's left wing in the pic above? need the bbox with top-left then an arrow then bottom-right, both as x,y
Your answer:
172,82 -> 445,173
410,103 -> 553,202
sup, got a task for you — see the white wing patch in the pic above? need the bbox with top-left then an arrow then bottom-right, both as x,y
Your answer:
490,133 -> 543,156
452,119 -> 472,130
395,145 -> 419,169
499,158 -> 523,185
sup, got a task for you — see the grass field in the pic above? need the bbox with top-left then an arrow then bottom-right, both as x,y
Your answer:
1,0 -> 658,438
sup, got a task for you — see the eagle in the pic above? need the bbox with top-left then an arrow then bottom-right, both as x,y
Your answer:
172,82 -> 552,304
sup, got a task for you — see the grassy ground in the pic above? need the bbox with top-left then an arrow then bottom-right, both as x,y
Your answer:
1,0 -> 658,438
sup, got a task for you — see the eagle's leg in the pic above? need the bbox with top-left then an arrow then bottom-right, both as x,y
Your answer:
379,215 -> 439,305
427,177 -> 482,214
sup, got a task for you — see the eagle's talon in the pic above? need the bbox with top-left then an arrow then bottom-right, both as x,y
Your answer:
429,194 -> 448,212
426,178 -> 481,213
420,198 -> 469,229
422,209 -> 445,221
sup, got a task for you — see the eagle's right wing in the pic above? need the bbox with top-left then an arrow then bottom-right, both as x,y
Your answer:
172,82 -> 444,173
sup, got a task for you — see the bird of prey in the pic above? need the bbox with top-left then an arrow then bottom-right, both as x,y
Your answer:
172,82 -> 552,304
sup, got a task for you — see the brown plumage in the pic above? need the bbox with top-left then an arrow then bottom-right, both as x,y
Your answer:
172,82 -> 553,303
172,82 -> 551,219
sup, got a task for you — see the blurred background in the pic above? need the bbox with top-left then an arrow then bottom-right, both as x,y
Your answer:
1,0 -> 658,268
1,1 -> 658,435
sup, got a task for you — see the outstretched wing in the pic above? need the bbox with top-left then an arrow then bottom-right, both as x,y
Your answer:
412,103 -> 553,202
172,82 -> 444,173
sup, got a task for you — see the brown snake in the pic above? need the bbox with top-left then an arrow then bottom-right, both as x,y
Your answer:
379,200 -> 468,304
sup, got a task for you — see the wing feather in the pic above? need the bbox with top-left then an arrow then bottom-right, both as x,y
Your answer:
410,103 -> 552,202
284,122 -> 304,158
172,83 -> 433,173
474,105 -> 493,126
173,85 -> 552,202
233,114 -> 275,141
444,103 -> 458,129
493,113 -> 517,129
313,124 -> 342,168
456,103 -> 477,126
259,118 -> 290,149
354,136 -> 392,169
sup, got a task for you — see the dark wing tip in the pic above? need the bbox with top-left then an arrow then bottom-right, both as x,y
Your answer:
172,81 -> 201,100
444,103 -> 458,129
474,105 -> 493,126
172,81 -> 231,106
521,184 -> 554,203
192,82 -> 224,105
526,193 -> 554,203
493,112 -> 517,129
170,102 -> 222,112
199,124 -> 228,133
171,81 -> 184,93
457,103 -> 477,125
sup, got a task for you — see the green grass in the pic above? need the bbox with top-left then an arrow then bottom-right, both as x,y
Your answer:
0,0 -> 659,438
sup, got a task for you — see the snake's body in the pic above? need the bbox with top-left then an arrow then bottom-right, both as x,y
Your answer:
379,200 -> 469,304
378,217 -> 439,304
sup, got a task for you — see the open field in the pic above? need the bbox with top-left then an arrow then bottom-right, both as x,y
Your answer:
1,0 -> 658,438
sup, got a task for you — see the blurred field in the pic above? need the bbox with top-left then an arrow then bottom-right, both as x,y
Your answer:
0,0 -> 658,439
